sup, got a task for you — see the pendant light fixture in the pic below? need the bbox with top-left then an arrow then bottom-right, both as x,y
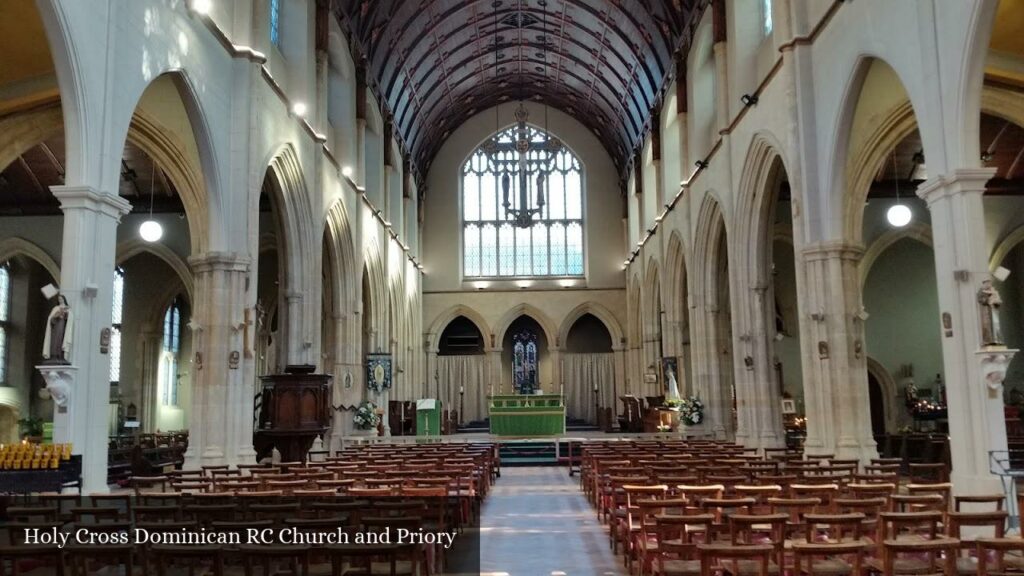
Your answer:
886,148 -> 912,228
139,163 -> 164,242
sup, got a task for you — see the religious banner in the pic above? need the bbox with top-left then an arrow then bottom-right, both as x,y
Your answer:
366,354 -> 393,393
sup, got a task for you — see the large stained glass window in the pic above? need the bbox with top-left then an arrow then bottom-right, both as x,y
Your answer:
512,329 -> 538,394
462,125 -> 584,278
110,267 -> 125,384
159,299 -> 182,406
269,0 -> 282,48
0,264 -> 9,384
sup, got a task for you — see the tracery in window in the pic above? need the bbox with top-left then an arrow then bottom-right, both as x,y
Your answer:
270,0 -> 282,47
0,264 -> 9,384
159,299 -> 182,406
110,267 -> 124,384
462,124 -> 584,278
512,329 -> 539,395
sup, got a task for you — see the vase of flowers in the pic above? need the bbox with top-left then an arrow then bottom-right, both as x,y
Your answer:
352,401 -> 380,435
678,396 -> 704,426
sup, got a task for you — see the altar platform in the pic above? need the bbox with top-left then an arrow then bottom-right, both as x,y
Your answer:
487,394 -> 566,436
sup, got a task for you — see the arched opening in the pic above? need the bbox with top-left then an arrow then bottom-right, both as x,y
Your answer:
564,313 -> 614,426
715,229 -> 736,433
437,315 -> 487,427
501,315 -> 549,395
116,251 -> 191,434
762,157 -> 802,440
0,254 -> 55,441
255,174 -> 287,376
666,236 -> 693,400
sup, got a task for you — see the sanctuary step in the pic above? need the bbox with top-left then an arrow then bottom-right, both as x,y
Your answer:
498,440 -> 559,466
456,417 -> 599,434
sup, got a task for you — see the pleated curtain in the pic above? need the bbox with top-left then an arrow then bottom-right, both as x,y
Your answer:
563,353 -> 616,424
437,355 -> 489,424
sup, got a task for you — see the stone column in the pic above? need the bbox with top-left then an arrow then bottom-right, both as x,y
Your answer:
917,169 -> 1008,493
185,252 -> 253,468
748,283 -> 785,449
50,185 -> 130,493
138,328 -> 161,433
798,241 -> 877,462
549,347 -> 562,397
487,349 -> 503,396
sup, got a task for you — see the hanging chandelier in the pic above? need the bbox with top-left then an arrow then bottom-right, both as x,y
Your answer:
484,0 -> 561,228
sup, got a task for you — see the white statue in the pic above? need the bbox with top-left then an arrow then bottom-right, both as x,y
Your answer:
666,365 -> 681,401
41,295 -> 72,364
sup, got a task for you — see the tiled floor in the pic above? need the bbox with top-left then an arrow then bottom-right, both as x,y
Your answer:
478,466 -> 627,576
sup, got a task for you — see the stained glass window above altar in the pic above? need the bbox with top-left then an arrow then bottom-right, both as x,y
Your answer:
512,329 -> 539,394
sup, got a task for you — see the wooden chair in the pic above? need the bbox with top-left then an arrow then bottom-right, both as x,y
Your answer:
866,511 -> 955,575
0,521 -> 65,576
698,543 -> 776,576
954,494 -> 1004,512
63,522 -> 134,576
149,544 -> 224,576
652,513 -> 715,576
946,510 -> 1008,575
237,544 -> 311,576
724,514 -> 788,575
791,541 -> 868,576
975,537 -> 1024,576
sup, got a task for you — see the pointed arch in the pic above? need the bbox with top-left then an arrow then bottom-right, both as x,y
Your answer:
116,239 -> 194,303
324,199 -> 357,316
693,193 -> 729,306
828,57 -> 925,243
118,70 -> 224,253
734,133 -> 791,283
0,238 -> 60,282
664,231 -> 690,356
493,304 -> 559,350
861,222 -> 934,287
557,302 -> 625,351
427,305 -> 492,352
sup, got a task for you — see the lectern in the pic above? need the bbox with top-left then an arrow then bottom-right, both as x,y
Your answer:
254,365 -> 331,462
416,399 -> 441,436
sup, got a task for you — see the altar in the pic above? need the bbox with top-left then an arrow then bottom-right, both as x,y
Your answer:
488,395 -> 566,436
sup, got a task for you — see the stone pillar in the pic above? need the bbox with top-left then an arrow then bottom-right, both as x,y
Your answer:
799,242 -> 877,462
549,347 -> 562,396
185,252 -> 253,468
138,328 -> 161,433
748,284 -> 785,449
487,349 -> 502,396
49,185 -> 131,493
917,169 -> 1007,493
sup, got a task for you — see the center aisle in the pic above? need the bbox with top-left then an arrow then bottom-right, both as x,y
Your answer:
478,466 -> 627,575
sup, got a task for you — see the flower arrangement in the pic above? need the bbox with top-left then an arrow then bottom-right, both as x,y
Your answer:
353,401 -> 381,430
678,396 -> 704,426
663,398 -> 683,409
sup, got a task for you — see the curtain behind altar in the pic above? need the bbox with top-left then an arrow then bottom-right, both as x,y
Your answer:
564,353 -> 615,424
437,355 -> 488,424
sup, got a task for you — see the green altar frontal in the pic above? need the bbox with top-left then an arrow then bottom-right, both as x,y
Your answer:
488,394 -> 566,436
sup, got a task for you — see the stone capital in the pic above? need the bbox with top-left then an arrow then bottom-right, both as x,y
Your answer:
915,168 -> 996,206
188,252 -> 251,273
51,185 -> 132,220
801,240 -> 864,263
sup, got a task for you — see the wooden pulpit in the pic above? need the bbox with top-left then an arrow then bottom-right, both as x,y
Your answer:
254,365 -> 331,462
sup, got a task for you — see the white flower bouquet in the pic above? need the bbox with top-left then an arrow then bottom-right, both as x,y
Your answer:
353,401 -> 381,430
679,396 -> 704,426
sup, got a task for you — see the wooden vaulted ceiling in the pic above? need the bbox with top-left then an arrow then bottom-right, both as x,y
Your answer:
334,0 -> 710,181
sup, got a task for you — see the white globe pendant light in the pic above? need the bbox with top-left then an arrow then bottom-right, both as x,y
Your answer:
886,204 -> 912,227
885,147 -> 913,228
140,219 -> 163,242
139,164 -> 163,243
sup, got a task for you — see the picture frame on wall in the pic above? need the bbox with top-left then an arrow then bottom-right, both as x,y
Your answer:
781,398 -> 796,414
